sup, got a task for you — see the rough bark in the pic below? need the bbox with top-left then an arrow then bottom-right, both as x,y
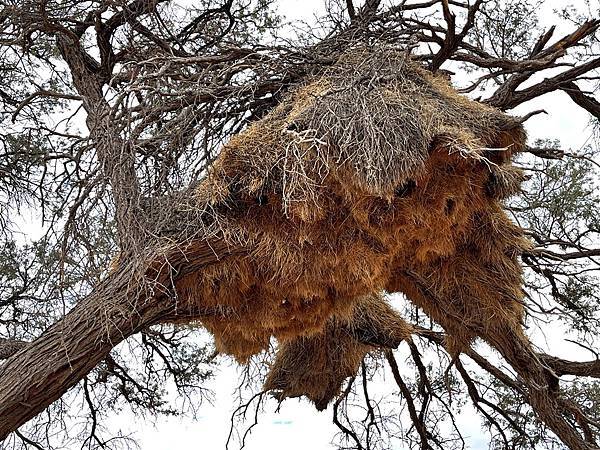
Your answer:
0,340 -> 28,360
0,239 -> 236,440
0,262 -> 151,439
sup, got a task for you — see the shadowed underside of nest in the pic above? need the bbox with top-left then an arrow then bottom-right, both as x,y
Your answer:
169,47 -> 532,409
264,294 -> 413,410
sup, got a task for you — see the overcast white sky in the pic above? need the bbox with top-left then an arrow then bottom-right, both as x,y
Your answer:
106,1 -> 599,449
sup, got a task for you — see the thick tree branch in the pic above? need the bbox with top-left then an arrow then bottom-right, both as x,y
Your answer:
430,0 -> 482,71
487,57 -> 600,110
485,19 -> 600,110
385,349 -> 434,450
0,238 -> 238,440
526,247 -> 600,262
560,81 -> 600,120
540,355 -> 600,378
56,35 -> 146,248
345,0 -> 356,20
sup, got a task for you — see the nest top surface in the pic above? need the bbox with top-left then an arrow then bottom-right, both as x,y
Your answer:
199,46 -> 525,219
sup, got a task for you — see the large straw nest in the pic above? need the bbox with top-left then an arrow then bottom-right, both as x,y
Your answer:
168,46 -> 529,406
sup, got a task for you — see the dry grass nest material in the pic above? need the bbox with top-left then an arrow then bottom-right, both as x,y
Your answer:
264,294 -> 412,410
170,46 -> 529,409
201,47 -> 524,216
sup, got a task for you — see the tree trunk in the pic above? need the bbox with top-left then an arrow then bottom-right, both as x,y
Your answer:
0,239 -> 237,440
0,262 -> 155,439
